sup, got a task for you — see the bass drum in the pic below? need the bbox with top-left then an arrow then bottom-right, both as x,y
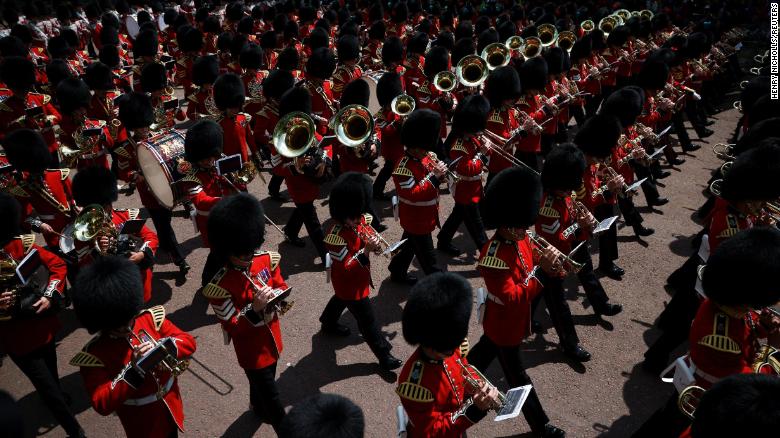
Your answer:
125,15 -> 140,39
136,129 -> 189,209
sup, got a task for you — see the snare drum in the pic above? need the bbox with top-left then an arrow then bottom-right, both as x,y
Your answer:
136,130 -> 190,209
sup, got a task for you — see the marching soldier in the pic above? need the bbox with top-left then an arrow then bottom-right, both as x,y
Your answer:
131,29 -> 160,92
397,272 -> 501,437
467,167 -> 565,438
332,35 -> 363,101
402,32 -> 427,98
0,193 -> 84,438
141,62 -> 180,132
214,72 -> 258,166
174,25 -> 204,98
55,78 -> 114,170
333,79 -> 378,175
318,172 -> 402,370
516,58 -> 556,173
388,109 -> 446,284
372,72 -> 406,200
301,47 -> 338,137
253,69 -> 295,201
84,62 -> 123,127
239,44 -> 269,116
203,193 -> 288,432
70,255 -> 196,438
483,66 -> 527,181
185,55 -> 220,120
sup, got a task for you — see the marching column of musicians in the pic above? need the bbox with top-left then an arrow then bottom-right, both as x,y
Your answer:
1,1 -> 778,438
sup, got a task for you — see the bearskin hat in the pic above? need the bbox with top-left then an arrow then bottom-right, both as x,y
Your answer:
651,12 -> 671,31
134,29 -> 159,58
381,36 -> 404,65
739,76 -> 770,116
337,35 -> 360,63
185,120 -> 223,163
520,24 -> 537,39
237,16 -> 254,35
636,60 -> 670,91
734,119 -> 780,156
0,56 -> 35,90
118,92 -> 154,130
476,29 -> 499,54
262,69 -> 295,100
569,35 -> 592,62
485,66 -> 522,108
0,35 -> 27,57
406,31 -> 429,55
703,227 -> 780,308
376,72 -> 403,107
606,25 -> 630,47
99,25 -> 120,46
340,79 -> 370,107
299,5 -> 317,23
207,193 -> 266,257
452,37 -> 475,65
56,78 -> 91,114
192,55 -> 219,86
45,60 -> 73,89
72,166 -> 118,207
600,87 -> 643,128
663,34 -> 689,63
47,35 -> 71,59
455,20 -> 473,40
392,2 -> 409,23
276,47 -> 299,72
3,129 -> 50,173
163,8 -> 179,25
98,44 -> 120,68
402,272 -> 473,352
329,172 -> 371,222
720,139 -> 780,202
542,143 -> 587,191
483,166 -> 542,228
279,86 -> 312,116
589,29 -> 606,50
229,34 -> 249,60
543,47 -> 566,76
225,2 -> 244,22
213,73 -> 245,110
686,32 -> 709,58
423,46 -> 449,78
306,27 -> 330,51
518,56 -> 548,91
368,20 -> 386,41
84,62 -> 114,91
283,20 -> 299,41
497,20 -> 517,43
256,30 -> 275,51
0,193 -> 22,246
747,95 -> 780,126
306,48 -> 337,80
177,25 -> 204,53
434,31 -> 455,52
278,393 -> 364,438
139,62 -> 167,92
574,113 -> 622,158
239,45 -> 263,70
401,109 -> 441,151
452,94 -> 490,135
72,256 -> 143,333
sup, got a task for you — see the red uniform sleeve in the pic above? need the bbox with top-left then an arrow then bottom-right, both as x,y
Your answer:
159,319 -> 197,359
401,399 -> 479,437
138,224 -> 159,254
80,362 -> 138,416
35,244 -> 67,297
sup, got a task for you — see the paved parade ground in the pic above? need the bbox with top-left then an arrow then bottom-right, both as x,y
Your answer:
1,95 -> 743,437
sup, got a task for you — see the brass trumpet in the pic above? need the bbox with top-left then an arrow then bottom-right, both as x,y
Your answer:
556,31 -> 577,53
562,193 -> 600,239
678,385 -> 705,420
456,55 -> 489,87
522,37 -> 542,59
481,42 -> 510,70
712,143 -> 736,161
243,270 -> 293,316
423,151 -> 460,183
348,223 -> 405,263
537,23 -> 558,47
433,71 -> 457,92
457,359 -> 507,411
527,231 -> 584,274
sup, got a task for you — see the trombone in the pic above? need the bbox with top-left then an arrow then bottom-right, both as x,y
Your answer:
527,231 -> 584,274
481,42 -> 510,70
456,55 -> 489,88
128,329 -> 190,377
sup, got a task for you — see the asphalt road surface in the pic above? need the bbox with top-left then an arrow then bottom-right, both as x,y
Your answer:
1,90 -> 743,437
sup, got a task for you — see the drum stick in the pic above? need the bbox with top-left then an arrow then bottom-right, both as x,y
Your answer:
264,214 -> 287,238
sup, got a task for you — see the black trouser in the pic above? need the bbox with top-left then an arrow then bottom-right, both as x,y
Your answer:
584,95 -> 601,119
594,203 -> 618,268
148,207 -> 184,265
618,194 -> 644,227
319,296 -> 392,359
268,174 -> 285,196
541,133 -> 555,157
11,341 -> 83,437
671,111 -> 693,149
438,202 -> 488,251
388,231 -> 440,276
373,160 -> 394,196
467,335 -> 550,434
631,161 -> 661,205
285,201 -> 326,261
685,100 -> 708,138
571,105 -> 586,129
632,393 -> 690,438
244,362 -> 286,431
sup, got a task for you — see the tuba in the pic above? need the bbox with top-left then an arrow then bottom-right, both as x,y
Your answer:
598,15 -> 619,36
273,112 -> 317,158
433,71 -> 457,92
73,204 -> 120,255
709,179 -> 723,197
640,9 -> 654,20
391,94 -> 416,117
537,23 -> 558,47
456,55 -> 489,87
615,9 -> 632,22
678,385 -> 705,420
505,35 -> 525,52
580,19 -> 595,34
331,104 -> 375,147
556,31 -> 577,53
481,42 -> 510,70
522,37 -> 542,58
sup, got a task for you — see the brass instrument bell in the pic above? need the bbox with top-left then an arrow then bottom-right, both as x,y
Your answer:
332,104 -> 375,147
537,23 -> 558,47
73,204 -> 119,254
433,71 -> 457,92
456,55 -> 489,87
580,19 -> 595,34
712,143 -> 736,161
505,35 -> 525,52
615,9 -> 632,22
522,37 -> 542,58
598,15 -> 618,36
556,31 -> 577,53
272,111 -> 317,158
391,94 -> 416,117
677,385 -> 705,420
481,42 -> 510,70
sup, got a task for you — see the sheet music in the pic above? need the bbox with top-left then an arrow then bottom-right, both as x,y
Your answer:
593,216 -> 619,234
494,385 -> 533,422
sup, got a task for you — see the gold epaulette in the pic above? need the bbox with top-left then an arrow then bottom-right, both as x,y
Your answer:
538,196 -> 559,218
114,144 -> 132,158
396,360 -> 434,402
181,173 -> 204,185
459,338 -> 470,356
70,350 -> 104,367
392,157 -> 413,177
141,305 -> 166,330
7,185 -> 29,197
478,240 -> 509,269
451,139 -> 468,154
488,111 -> 503,124
324,232 -> 346,246
255,250 -> 281,270
698,313 -> 741,354
187,93 -> 199,103
203,282 -> 231,300
517,96 -> 528,107
19,234 -> 36,253
126,208 -> 140,220
362,213 -> 373,226
717,214 -> 741,239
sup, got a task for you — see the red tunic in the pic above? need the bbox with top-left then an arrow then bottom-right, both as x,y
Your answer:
515,95 -> 547,154
0,91 -> 61,153
414,79 -> 449,139
269,134 -> 330,204
174,54 -> 196,97
449,136 -> 486,204
392,153 -> 440,235
600,48 -> 619,87
57,118 -> 115,169
9,169 -> 75,248
706,198 -> 754,253
478,235 -> 543,346
0,235 -> 66,356
71,307 -> 196,438
535,192 -> 589,254
242,70 -> 269,116
219,113 -> 256,163
402,56 -> 426,99
485,106 -> 520,174
376,108 -> 404,168
542,80 -> 560,136
324,214 -> 374,301
182,168 -> 237,247
203,252 -> 286,370
300,79 -> 337,136
331,64 -> 363,101
253,100 -> 280,153
87,90 -> 122,123
185,87 -> 218,120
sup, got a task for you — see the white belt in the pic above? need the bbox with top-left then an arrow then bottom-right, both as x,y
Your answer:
397,197 -> 438,207
486,292 -> 504,306
455,173 -> 482,182
81,150 -> 107,159
124,377 -> 174,406
196,209 -> 210,216
689,361 -> 720,385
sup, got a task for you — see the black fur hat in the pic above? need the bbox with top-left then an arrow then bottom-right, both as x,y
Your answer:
47,35 -> 72,59
185,120 -> 223,163
542,143 -> 587,191
402,272 -> 473,352
484,167 -> 542,228
306,27 -> 329,51
636,60 -> 669,91
434,31 -> 455,52
721,139 -> 780,202
73,256 -> 144,333
497,20 -> 517,43
606,25 -> 630,47
589,29 -> 606,50
543,47 -> 565,75
192,55 -> 219,86
574,113 -> 622,158
134,29 -> 159,57
485,66 -> 522,108
518,56 -> 548,91
376,72 -> 403,107
406,31 -> 429,55
229,34 -> 249,60
207,193 -> 266,256
98,44 -> 121,68
368,20 -> 386,41
703,227 -> 780,308
56,78 -> 91,114
276,47 -> 299,71
283,20 -> 299,41
734,119 -> 780,156
0,35 -> 27,57
46,60 -> 73,88
0,193 -> 22,247
646,47 -> 676,66
117,92 -> 154,130
279,86 -> 312,116
262,69 -> 295,100
423,46 -> 449,78
392,2 -> 409,23
452,37 -> 475,64
401,109 -> 441,151
381,36 -> 404,65
747,95 -> 780,126
329,172 -> 370,222
455,20 -> 473,40
3,129 -> 50,173
476,28 -> 499,54
452,94 -> 490,135
600,87 -> 643,127
213,73 -> 245,110
100,25 -> 120,46
686,32 -> 709,58
72,166 -> 118,207
340,79 -> 370,107
84,62 -> 114,91
336,35 -> 360,63
278,393 -> 365,438
237,16 -> 254,35
0,56 -> 35,90
239,44 -> 263,70
306,48 -> 337,80
140,61 -> 168,92
177,26 -> 204,53
569,35 -> 592,61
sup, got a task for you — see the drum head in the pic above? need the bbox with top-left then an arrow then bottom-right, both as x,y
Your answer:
137,142 -> 176,209
59,223 -> 75,254
126,15 -> 140,39
158,14 -> 168,32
